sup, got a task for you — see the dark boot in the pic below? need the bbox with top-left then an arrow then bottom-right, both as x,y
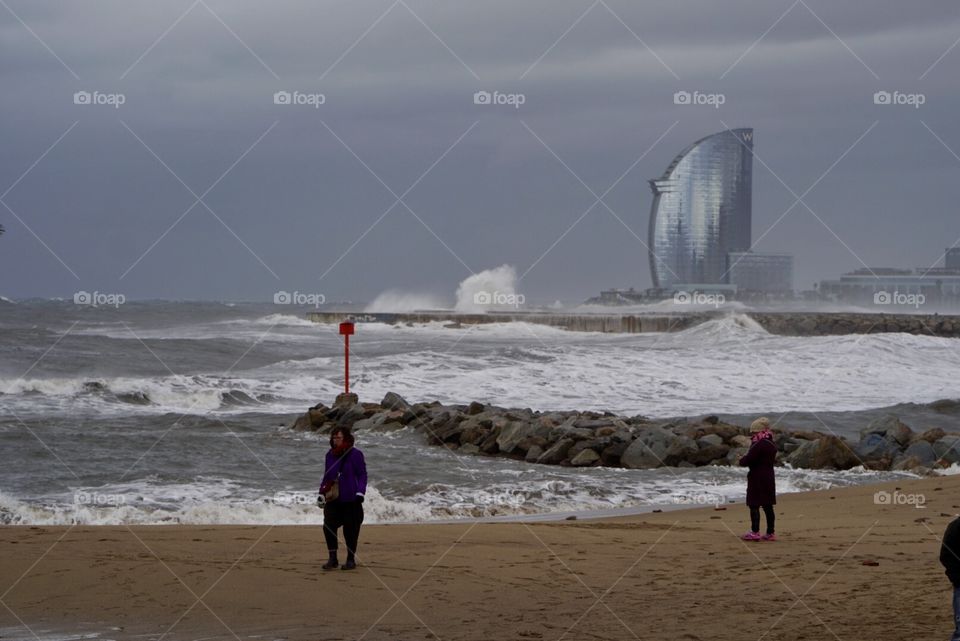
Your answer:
322,552 -> 339,570
341,557 -> 356,571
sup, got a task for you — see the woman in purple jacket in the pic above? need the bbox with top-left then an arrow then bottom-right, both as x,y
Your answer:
319,426 -> 367,570
739,417 -> 777,541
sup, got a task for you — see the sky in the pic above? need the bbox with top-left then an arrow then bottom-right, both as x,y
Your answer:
1,0 -> 958,305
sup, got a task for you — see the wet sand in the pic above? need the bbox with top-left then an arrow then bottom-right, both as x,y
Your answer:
2,475 -> 958,641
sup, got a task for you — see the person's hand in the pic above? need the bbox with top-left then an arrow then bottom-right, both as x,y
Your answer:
356,495 -> 364,504
316,494 -> 325,508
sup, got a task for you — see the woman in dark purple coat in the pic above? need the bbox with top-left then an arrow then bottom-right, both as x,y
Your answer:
318,426 -> 367,570
739,417 -> 777,541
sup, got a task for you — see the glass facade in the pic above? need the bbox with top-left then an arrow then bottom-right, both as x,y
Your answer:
648,128 -> 754,288
819,269 -> 960,306
726,252 -> 793,292
947,247 -> 960,271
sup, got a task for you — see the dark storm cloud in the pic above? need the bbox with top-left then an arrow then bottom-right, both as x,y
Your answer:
1,0 -> 958,302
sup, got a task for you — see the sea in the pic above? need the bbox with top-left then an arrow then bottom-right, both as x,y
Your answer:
2,299 -> 960,526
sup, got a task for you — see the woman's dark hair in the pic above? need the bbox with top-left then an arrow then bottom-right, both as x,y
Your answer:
329,425 -> 355,449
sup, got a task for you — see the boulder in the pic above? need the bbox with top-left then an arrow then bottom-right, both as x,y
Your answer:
860,415 -> 913,447
549,426 -> 595,442
497,421 -> 540,454
569,438 -> 611,460
854,433 -> 902,462
701,424 -> 741,442
900,440 -> 937,466
893,455 -> 927,471
430,414 -> 466,444
336,403 -> 366,428
479,429 -> 500,454
458,419 -> 487,446
466,401 -> 486,415
292,406 -> 330,431
459,443 -> 480,455
575,418 -> 615,430
517,436 -> 548,453
333,392 -> 358,408
782,438 -> 804,454
525,445 -> 544,463
730,435 -> 752,449
915,428 -> 946,444
725,447 -> 748,466
621,427 -> 675,469
933,436 -> 960,464
697,434 -> 724,448
689,443 -> 730,466
349,416 -> 377,431
537,438 -> 575,465
381,392 -> 410,411
570,449 -> 600,466
600,442 -> 629,467
664,435 -> 698,466
785,436 -> 859,470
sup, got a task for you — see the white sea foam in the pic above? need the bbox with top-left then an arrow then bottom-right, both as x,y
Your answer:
5,314 -> 960,417
454,264 -> 522,312
365,290 -> 448,312
0,462 -> 914,526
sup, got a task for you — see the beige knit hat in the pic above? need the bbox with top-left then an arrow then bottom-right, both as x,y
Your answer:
750,417 -> 771,433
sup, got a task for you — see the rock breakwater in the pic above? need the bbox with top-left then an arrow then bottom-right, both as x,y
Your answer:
292,393 -> 959,473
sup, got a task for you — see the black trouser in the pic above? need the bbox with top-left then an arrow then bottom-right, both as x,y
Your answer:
323,501 -> 364,560
749,505 -> 775,534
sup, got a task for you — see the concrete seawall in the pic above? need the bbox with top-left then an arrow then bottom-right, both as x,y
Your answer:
306,310 -> 960,337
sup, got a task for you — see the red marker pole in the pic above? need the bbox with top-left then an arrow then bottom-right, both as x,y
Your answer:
339,321 -> 355,395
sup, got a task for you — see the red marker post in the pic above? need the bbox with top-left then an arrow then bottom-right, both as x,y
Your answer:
339,321 -> 355,395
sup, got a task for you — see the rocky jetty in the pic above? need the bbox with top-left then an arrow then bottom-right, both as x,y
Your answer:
306,311 -> 960,338
291,393 -> 960,473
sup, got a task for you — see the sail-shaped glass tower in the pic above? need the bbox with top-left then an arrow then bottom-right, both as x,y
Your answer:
648,128 -> 754,289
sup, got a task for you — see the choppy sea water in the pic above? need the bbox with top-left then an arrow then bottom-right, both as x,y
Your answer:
1,300 -> 957,524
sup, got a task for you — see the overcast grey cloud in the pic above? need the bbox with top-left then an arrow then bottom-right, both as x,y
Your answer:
1,0 -> 958,303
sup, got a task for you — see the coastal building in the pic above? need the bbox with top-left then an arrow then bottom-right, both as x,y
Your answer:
726,252 -> 794,293
947,247 -> 960,271
593,288 -> 646,305
818,267 -> 960,307
648,128 -> 754,289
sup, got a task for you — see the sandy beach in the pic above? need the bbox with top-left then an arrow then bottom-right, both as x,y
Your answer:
1,475 -> 957,641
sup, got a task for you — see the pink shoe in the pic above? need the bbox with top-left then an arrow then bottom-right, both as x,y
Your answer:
741,531 -> 761,541
761,533 -> 777,541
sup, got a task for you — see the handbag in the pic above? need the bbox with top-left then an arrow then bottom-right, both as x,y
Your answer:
324,478 -> 339,502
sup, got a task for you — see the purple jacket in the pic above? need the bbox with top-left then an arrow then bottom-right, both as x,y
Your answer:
321,447 -> 367,503
739,438 -> 777,507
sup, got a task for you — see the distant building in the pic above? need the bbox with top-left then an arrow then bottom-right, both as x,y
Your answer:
819,267 -> 960,307
726,252 -> 794,293
594,288 -> 646,305
947,247 -> 960,271
648,128 -> 754,289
